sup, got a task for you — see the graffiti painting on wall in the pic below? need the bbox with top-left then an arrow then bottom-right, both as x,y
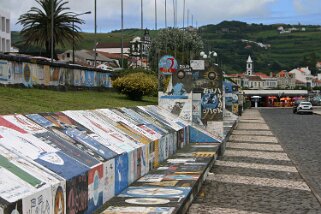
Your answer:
86,165 -> 104,214
192,63 -> 223,125
66,173 -> 88,214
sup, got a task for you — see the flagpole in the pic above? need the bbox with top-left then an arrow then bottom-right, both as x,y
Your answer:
51,0 -> 54,62
121,0 -> 124,68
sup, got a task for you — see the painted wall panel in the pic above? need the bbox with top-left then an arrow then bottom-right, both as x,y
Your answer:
63,111 -> 140,154
102,159 -> 115,203
4,114 -> 100,168
0,125 -> 89,180
86,165 -> 104,214
0,60 -> 9,84
22,187 -> 53,214
27,113 -> 117,162
115,153 -> 129,195
66,173 -> 88,214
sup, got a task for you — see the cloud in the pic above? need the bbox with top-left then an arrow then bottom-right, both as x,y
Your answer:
0,0 -> 294,32
293,0 -> 321,14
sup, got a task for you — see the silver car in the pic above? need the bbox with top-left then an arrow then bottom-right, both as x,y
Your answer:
293,101 -> 313,114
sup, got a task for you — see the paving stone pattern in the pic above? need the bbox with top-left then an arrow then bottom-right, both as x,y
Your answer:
188,109 -> 321,214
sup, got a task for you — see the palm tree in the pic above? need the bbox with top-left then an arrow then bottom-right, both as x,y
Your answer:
18,0 -> 84,58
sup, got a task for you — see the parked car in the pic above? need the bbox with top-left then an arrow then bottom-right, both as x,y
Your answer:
293,101 -> 313,114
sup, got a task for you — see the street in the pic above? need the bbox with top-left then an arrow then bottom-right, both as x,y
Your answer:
189,109 -> 321,213
260,108 -> 321,204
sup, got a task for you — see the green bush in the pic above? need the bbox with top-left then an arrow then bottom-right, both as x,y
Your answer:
113,72 -> 157,100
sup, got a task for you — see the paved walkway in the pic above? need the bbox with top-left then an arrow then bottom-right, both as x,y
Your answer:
189,109 -> 321,214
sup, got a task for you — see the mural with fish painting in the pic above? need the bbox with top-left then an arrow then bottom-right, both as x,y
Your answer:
86,165 -> 104,214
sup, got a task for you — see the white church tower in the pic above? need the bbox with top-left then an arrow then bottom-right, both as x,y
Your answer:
246,55 -> 253,76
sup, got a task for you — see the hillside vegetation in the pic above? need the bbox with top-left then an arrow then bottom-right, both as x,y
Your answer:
12,21 -> 321,74
199,21 -> 321,74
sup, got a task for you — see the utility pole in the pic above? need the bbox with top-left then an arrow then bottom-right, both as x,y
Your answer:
51,0 -> 54,62
182,0 -> 186,64
165,0 -> 168,53
72,11 -> 91,64
165,0 -> 167,28
121,0 -> 124,68
141,0 -> 143,30
172,0 -> 175,28
183,0 -> 186,28
155,0 -> 157,30
94,0 -> 97,67
187,9 -> 189,27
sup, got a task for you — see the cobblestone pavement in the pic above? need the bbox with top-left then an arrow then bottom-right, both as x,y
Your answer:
188,109 -> 321,214
260,108 -> 321,207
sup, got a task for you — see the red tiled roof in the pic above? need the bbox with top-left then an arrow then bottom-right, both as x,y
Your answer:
248,75 -> 263,81
225,73 -> 244,78
96,42 -> 130,49
98,51 -> 129,60
254,72 -> 269,78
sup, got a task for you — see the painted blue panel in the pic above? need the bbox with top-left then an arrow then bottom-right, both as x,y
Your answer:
85,71 -> 95,87
64,128 -> 117,160
26,114 -> 55,128
115,153 -> 129,195
160,95 -> 189,99
34,151 -> 89,180
86,192 -> 103,214
189,126 -> 220,143
118,186 -> 191,198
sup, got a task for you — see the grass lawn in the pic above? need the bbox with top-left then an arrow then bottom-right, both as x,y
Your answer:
0,87 -> 157,115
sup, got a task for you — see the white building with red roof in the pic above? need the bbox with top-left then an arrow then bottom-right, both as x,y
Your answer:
289,67 -> 314,88
226,55 -> 278,89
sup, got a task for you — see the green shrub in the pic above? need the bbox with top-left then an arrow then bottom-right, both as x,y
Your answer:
113,72 -> 157,100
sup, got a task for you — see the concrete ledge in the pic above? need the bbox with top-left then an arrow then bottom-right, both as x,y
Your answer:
98,144 -> 220,214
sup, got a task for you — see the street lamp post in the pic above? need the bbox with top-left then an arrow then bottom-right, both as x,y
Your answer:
72,11 -> 91,64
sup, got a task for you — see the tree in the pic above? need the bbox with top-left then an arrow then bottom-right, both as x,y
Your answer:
149,28 -> 204,70
18,0 -> 84,58
303,52 -> 318,75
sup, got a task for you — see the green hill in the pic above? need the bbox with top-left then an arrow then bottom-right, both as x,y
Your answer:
198,21 -> 321,74
12,21 -> 321,74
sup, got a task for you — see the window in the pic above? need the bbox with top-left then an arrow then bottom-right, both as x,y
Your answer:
0,36 -> 1,52
5,19 -> 9,33
66,53 -> 70,58
6,39 -> 10,52
1,38 -> 5,52
1,17 -> 5,32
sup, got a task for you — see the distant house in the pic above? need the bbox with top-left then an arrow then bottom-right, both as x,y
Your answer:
289,67 -> 314,88
0,8 -> 11,52
58,50 -> 120,69
277,26 -> 284,31
316,62 -> 321,71
275,70 -> 296,89
96,42 -> 130,55
280,30 -> 291,34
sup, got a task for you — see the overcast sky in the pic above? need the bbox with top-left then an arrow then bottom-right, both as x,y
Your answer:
1,0 -> 321,32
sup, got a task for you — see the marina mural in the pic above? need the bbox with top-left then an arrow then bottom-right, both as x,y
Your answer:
0,58 -> 112,88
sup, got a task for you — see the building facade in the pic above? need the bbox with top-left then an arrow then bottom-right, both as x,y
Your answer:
289,67 -> 314,88
0,9 -> 11,53
276,70 -> 296,89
